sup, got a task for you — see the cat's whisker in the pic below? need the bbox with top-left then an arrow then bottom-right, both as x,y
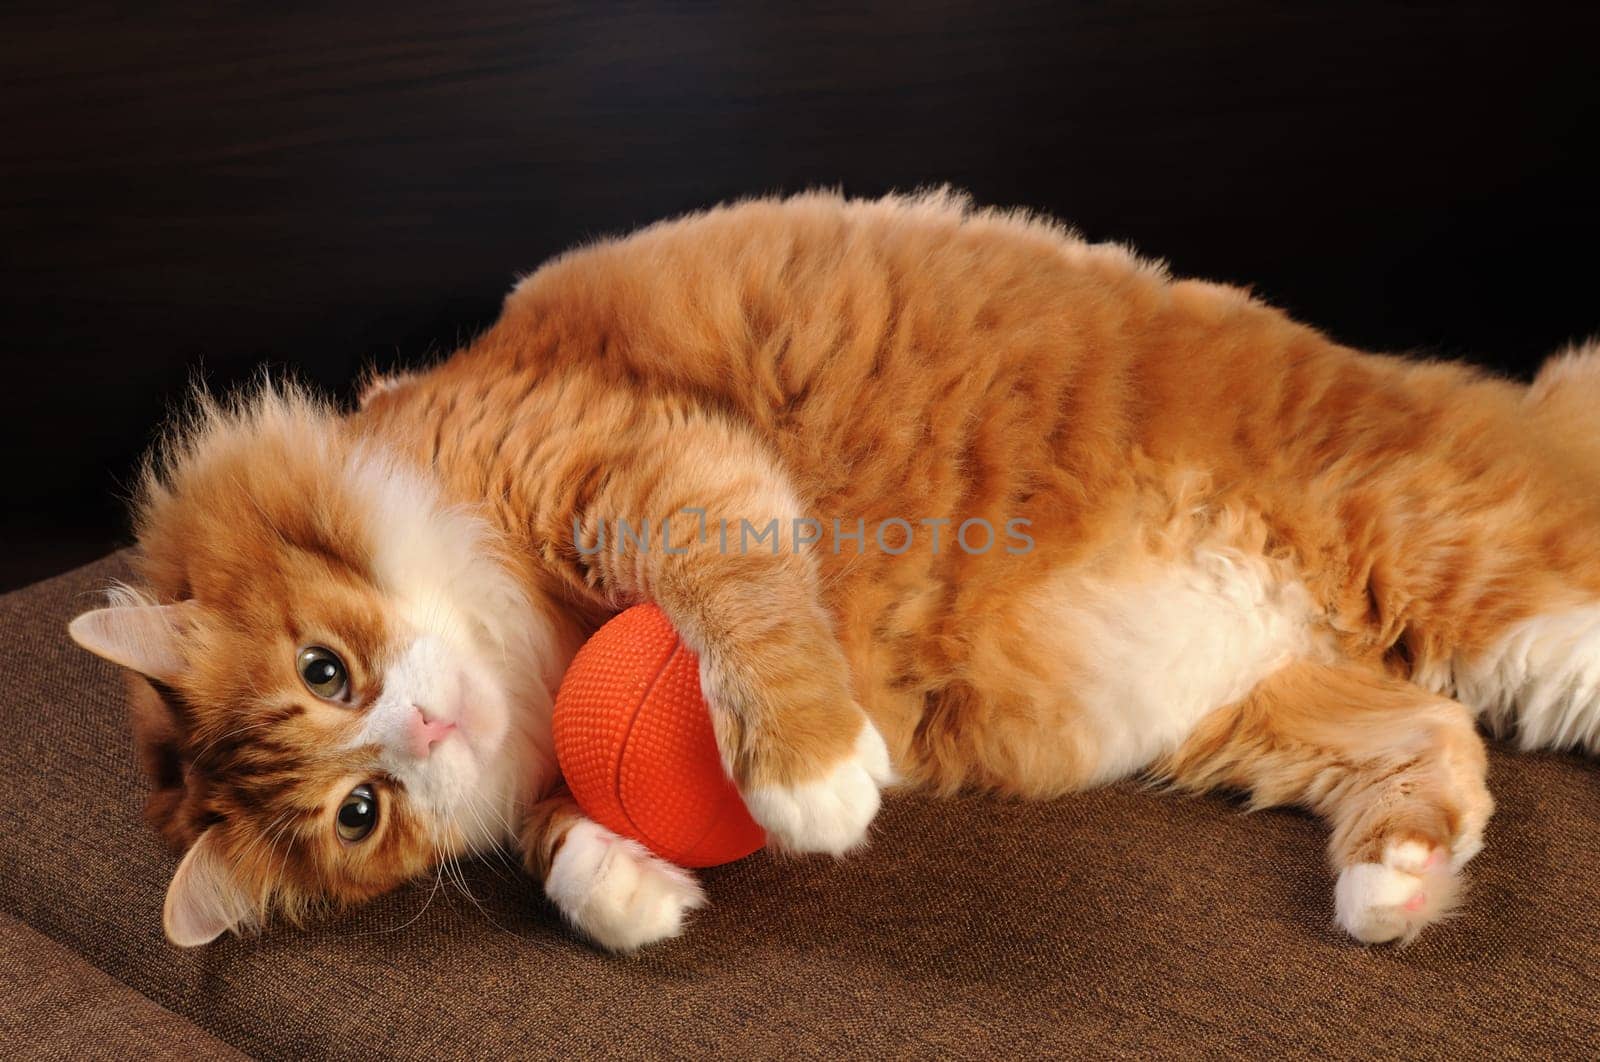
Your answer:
361,858 -> 446,937
446,854 -> 475,904
431,842 -> 480,918
454,797 -> 519,881
435,847 -> 519,939
472,795 -> 522,852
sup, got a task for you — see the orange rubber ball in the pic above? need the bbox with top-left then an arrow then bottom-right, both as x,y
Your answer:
552,603 -> 766,868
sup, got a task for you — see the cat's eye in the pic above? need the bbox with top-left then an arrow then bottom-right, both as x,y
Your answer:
297,646 -> 349,701
336,784 -> 378,844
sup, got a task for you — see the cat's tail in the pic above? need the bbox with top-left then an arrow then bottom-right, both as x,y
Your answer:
1527,338 -> 1600,478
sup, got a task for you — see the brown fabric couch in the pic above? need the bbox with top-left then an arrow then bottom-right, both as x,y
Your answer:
3,555 -> 1598,1059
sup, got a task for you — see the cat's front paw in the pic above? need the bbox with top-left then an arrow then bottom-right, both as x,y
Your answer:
1335,839 -> 1461,944
545,820 -> 705,951
741,720 -> 895,856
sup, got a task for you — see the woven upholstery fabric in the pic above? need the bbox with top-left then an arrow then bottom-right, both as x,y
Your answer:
0,912 -> 242,1059
2,555 -> 1598,1059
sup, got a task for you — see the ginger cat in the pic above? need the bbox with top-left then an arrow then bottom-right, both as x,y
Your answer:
68,190 -> 1600,950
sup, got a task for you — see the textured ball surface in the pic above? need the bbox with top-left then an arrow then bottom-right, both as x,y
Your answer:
552,604 -> 766,868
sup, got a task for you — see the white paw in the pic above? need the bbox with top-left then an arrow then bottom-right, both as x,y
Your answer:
742,721 -> 895,856
1335,840 -> 1460,944
545,821 -> 705,951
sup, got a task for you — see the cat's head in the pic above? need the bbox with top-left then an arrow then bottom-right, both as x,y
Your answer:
68,384 -> 567,946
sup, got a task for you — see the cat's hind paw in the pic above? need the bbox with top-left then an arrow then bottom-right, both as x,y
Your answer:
1335,840 -> 1461,944
545,820 -> 705,951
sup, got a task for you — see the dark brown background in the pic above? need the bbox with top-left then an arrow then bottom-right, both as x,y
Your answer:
3,2 -> 1598,591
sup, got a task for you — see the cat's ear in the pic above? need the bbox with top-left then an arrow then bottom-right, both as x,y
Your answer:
68,601 -> 194,685
163,829 -> 255,947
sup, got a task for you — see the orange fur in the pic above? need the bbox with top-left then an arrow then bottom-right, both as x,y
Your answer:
111,392 -> 449,926
71,190 -> 1600,948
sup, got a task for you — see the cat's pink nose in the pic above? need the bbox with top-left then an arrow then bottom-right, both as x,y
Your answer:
408,706 -> 457,758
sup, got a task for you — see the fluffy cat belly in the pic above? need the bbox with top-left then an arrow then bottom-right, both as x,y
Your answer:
1029,545 -> 1318,785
